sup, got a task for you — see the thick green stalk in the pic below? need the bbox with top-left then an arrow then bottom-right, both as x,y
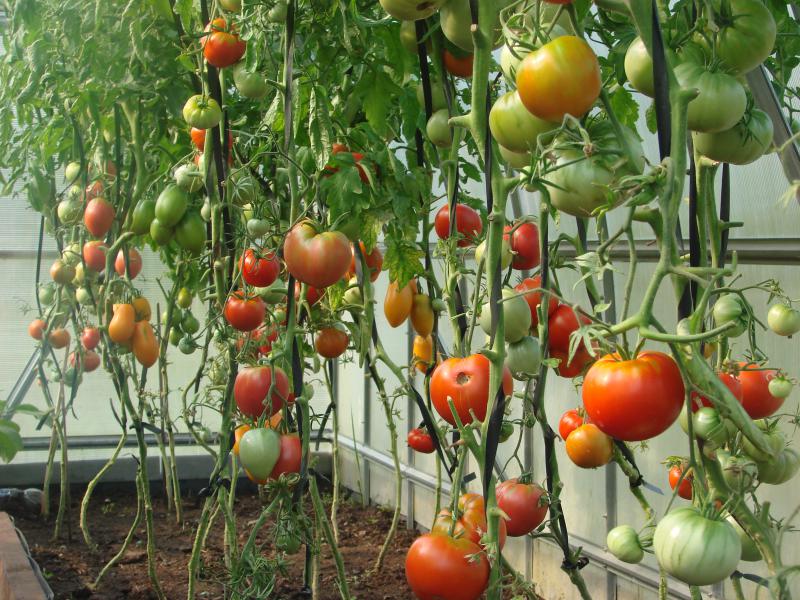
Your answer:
80,428 -> 128,549
309,476 -> 352,600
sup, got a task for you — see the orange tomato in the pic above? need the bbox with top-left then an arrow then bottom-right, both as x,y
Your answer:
29,318 -> 46,340
413,334 -> 434,373
132,321 -> 159,367
109,304 -> 136,344
384,279 -> 416,328
314,327 -> 349,359
410,294 -> 434,337
48,328 -> 71,349
565,424 -> 613,468
132,296 -> 151,321
233,424 -> 251,456
443,50 -> 473,78
516,36 -> 601,122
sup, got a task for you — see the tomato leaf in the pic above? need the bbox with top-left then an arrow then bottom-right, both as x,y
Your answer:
608,86 -> 639,131
308,85 -> 333,171
384,234 -> 424,287
645,102 -> 658,134
0,419 -> 22,463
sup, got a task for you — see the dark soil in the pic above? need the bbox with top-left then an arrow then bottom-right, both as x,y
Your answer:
9,484 -> 419,599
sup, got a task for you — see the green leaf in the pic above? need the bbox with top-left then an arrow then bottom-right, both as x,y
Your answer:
383,235 -> 424,287
608,86 -> 639,130
0,420 -> 22,463
308,86 -> 333,171
645,102 -> 658,134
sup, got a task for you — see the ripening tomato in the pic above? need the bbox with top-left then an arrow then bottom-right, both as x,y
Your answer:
224,292 -> 266,332
550,347 -> 594,378
405,533 -> 489,600
115,248 -> 142,279
234,366 -> 290,418
81,327 -> 100,350
240,249 -> 280,288
132,297 -> 151,322
565,424 -> 613,468
384,279 -> 417,328
691,372 -> 742,411
347,241 -> 383,282
84,197 -> 116,238
496,478 -> 548,537
410,294 -> 435,337
283,221 -> 351,289
737,364 -> 785,419
548,304 -> 591,353
270,434 -> 302,479
201,18 -> 245,68
132,321 -> 159,368
443,50 -> 473,78
412,334 -> 435,373
29,319 -> 46,340
504,222 -> 540,270
669,464 -> 693,500
516,36 -> 601,122
432,493 -> 507,550
233,424 -> 250,456
430,354 -> 513,425
582,352 -> 685,441
82,241 -> 108,272
558,409 -> 584,440
515,276 -> 557,328
48,328 -> 71,349
71,350 -> 100,372
407,428 -> 436,454
109,304 -> 136,344
434,204 -> 482,247
314,327 -> 349,358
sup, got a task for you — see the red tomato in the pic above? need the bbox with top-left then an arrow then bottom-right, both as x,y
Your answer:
190,127 -> 233,150
115,248 -> 142,279
201,18 -> 245,68
294,281 -> 323,307
550,347 -> 594,378
405,533 -> 489,600
239,249 -> 280,287
233,365 -> 290,418
224,292 -> 266,332
82,240 -> 108,272
283,221 -> 352,289
326,143 -> 370,183
582,351 -> 685,441
432,493 -> 507,550
668,464 -> 693,500
347,241 -> 383,282
691,372 -> 742,411
81,327 -> 101,350
515,276 -> 558,327
70,350 -> 100,372
28,319 -> 46,340
434,204 -> 482,247
314,327 -> 349,359
407,428 -> 436,454
548,304 -> 590,353
558,409 -> 584,440
504,223 -> 540,270
84,197 -> 115,238
496,478 -> 549,537
443,50 -> 473,78
430,354 -> 513,426
738,363 -> 785,419
236,326 -> 278,357
270,434 -> 302,479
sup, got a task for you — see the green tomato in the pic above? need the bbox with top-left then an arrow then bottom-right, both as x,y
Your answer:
229,168 -> 260,206
478,287 -> 532,343
233,62 -> 269,99
75,287 -> 93,305
220,0 -> 242,10
181,312 -> 200,334
606,525 -> 644,564
174,211 -> 207,255
692,407 -> 729,447
624,37 -> 654,97
755,447 -> 800,485
768,376 -> 793,399
182,95 -> 222,129
169,327 -> 183,346
267,0 -> 288,23
767,303 -> 800,337
505,335 -> 541,380
724,515 -> 761,562
498,421 -> 515,443
155,185 -> 189,227
175,164 -> 204,193
440,0 -> 508,52
63,367 -> 82,388
717,451 -> 758,492
693,108 -> 773,166
64,161 -> 82,184
131,198 -> 156,235
62,242 -> 82,267
247,218 -> 271,237
399,20 -> 432,54
674,63 -> 747,133
38,284 -> 56,306
178,335 -> 196,355
709,0 -> 776,75
343,278 -> 363,306
741,420 -> 784,462
431,298 -> 447,313
57,198 -> 83,225
497,145 -> 531,170
177,287 -> 193,309
378,0 -> 446,21
653,507 -> 741,586
489,91 -> 557,154
474,238 -> 512,271
238,428 -> 281,481
426,109 -> 452,148
200,198 -> 212,222
149,218 -> 175,246
712,293 -> 747,337
415,80 -> 447,112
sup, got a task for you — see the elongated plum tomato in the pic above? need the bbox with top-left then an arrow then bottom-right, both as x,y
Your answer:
224,292 -> 266,332
434,204 -> 482,247
384,279 -> 417,328
582,351 -> 685,441
239,249 -> 280,288
495,478 -> 548,537
283,221 -> 351,289
405,533 -> 489,600
690,372 -> 742,411
82,240 -> 107,272
115,248 -> 142,279
407,428 -> 436,454
314,327 -> 349,358
84,197 -> 116,238
201,18 -> 245,68
515,276 -> 557,327
669,464 -> 693,500
558,409 -> 584,440
234,366 -> 290,418
430,354 -> 513,426
516,36 -> 601,122
270,434 -> 302,479
503,222 -> 540,270
737,363 -> 784,419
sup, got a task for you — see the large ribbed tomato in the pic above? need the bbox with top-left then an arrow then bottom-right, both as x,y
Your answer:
283,221 -> 351,288
430,354 -> 513,425
234,366 -> 290,418
582,352 -> 685,441
201,18 -> 245,68
405,533 -> 489,600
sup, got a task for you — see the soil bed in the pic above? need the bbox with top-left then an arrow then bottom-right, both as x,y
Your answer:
9,484 -> 419,599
